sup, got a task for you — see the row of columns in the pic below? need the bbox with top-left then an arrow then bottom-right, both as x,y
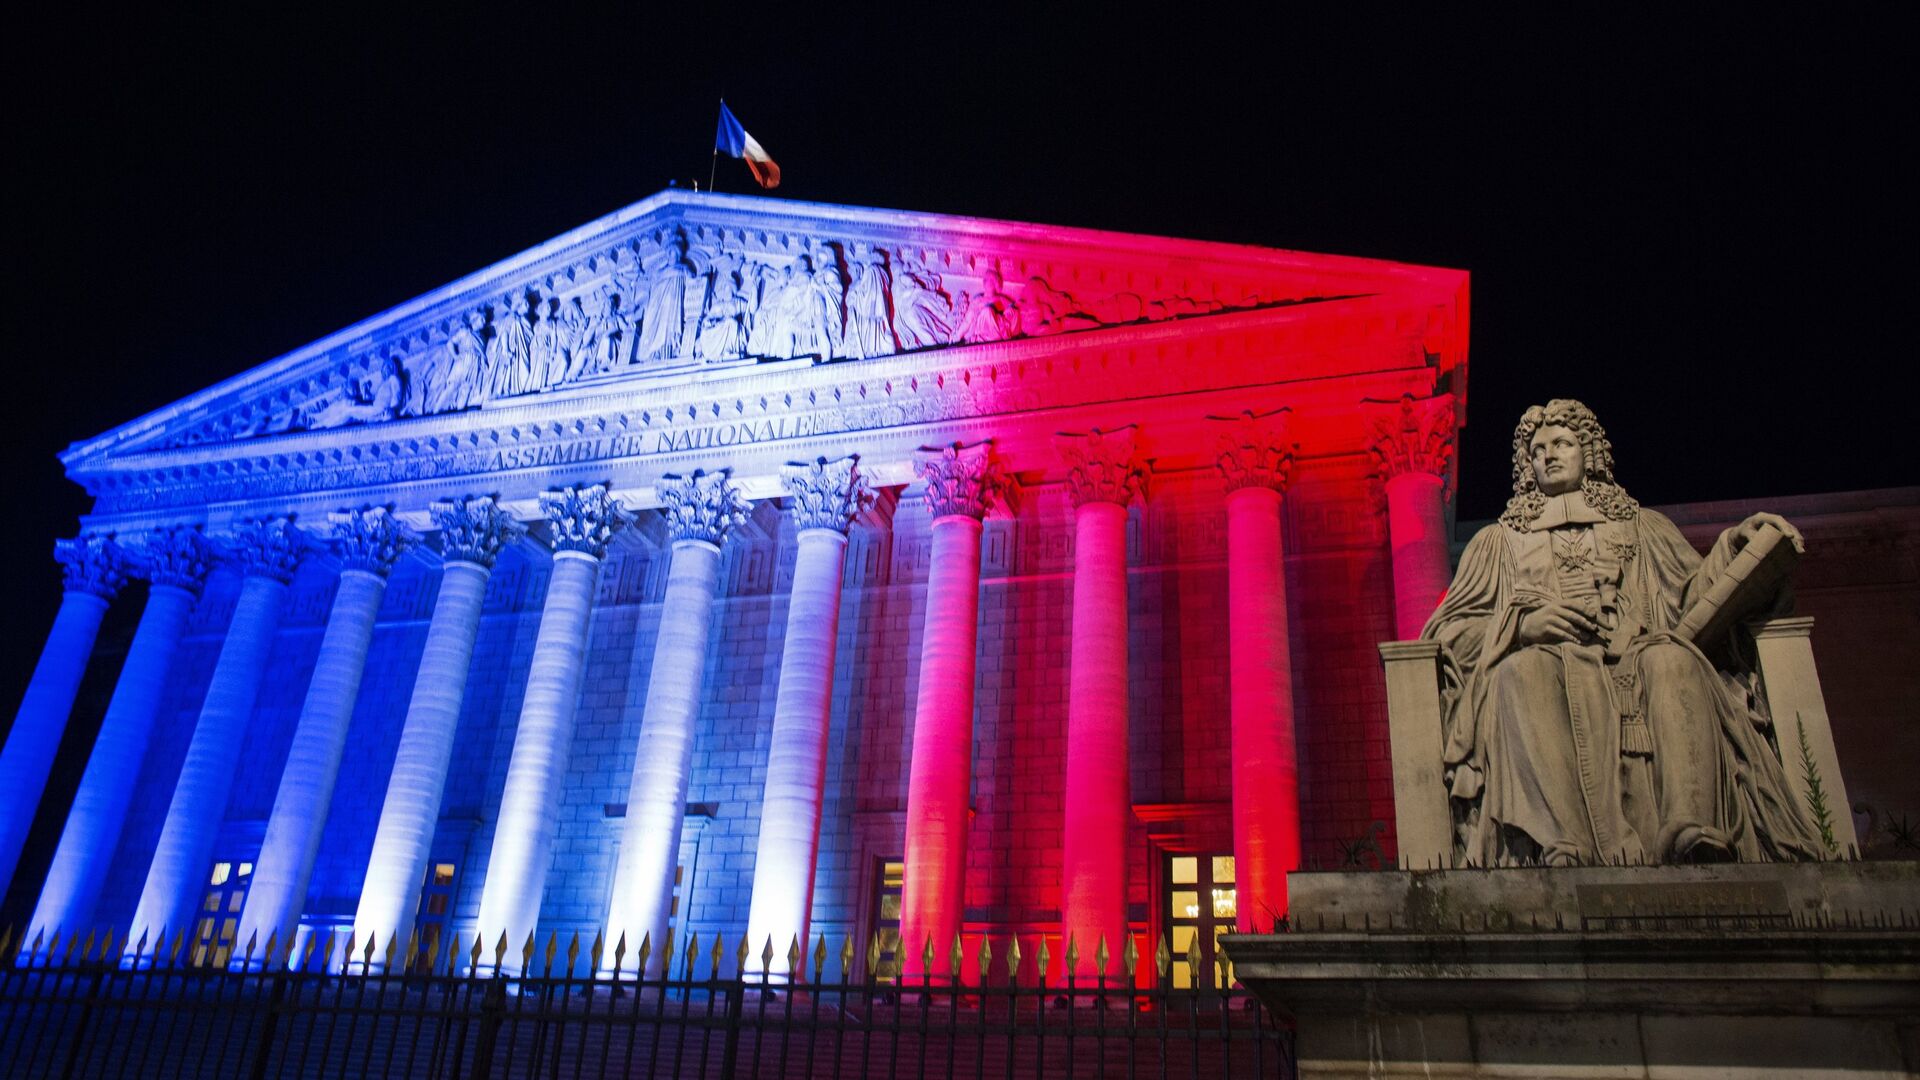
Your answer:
7,407 -> 1458,973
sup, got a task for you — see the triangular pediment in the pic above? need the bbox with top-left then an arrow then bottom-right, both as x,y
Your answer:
63,190 -> 1467,478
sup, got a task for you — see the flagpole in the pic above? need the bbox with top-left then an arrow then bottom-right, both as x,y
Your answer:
708,97 -> 722,193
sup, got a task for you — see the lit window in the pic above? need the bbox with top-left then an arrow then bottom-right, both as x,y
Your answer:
209,862 -> 231,886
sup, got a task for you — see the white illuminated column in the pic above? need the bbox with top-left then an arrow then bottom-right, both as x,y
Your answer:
473,485 -> 621,973
0,536 -> 125,904
899,441 -> 1009,983
603,470 -> 748,977
237,507 -> 415,967
742,457 -> 872,980
1213,410 -> 1301,931
127,517 -> 307,955
1365,393 -> 1458,641
353,497 -> 521,971
1055,427 -> 1147,978
32,528 -> 209,945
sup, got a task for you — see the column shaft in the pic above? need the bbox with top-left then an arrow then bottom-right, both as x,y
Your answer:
0,591 -> 111,899
743,529 -> 849,977
473,550 -> 601,967
32,585 -> 197,939
1060,501 -> 1131,973
353,561 -> 491,964
604,539 -> 722,975
900,515 -> 983,979
237,569 -> 387,963
1225,486 -> 1299,930
1386,472 -> 1451,641
128,572 -> 289,948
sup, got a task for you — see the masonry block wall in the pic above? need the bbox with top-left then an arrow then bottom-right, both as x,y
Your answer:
77,457 -> 1403,957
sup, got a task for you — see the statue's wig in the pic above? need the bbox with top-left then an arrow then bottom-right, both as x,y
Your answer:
1499,399 -> 1639,529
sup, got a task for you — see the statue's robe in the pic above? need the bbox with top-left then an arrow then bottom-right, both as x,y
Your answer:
1424,492 -> 1824,865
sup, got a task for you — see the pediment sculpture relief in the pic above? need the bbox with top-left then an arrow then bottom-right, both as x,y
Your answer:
176,225 -> 1297,448
1424,399 -> 1826,867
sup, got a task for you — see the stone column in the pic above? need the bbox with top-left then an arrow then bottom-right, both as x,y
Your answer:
0,536 -> 125,902
237,507 -> 416,966
743,457 -> 873,979
603,470 -> 748,976
900,441 -> 1009,982
473,485 -> 621,972
353,497 -> 522,970
1056,427 -> 1147,976
128,517 -> 307,952
32,528 -> 209,943
1213,410 -> 1302,930
1365,393 -> 1458,641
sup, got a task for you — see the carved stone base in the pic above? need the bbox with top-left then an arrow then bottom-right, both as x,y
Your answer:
1225,863 -> 1920,1078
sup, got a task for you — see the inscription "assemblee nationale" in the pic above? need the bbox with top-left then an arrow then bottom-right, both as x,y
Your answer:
470,415 -> 829,472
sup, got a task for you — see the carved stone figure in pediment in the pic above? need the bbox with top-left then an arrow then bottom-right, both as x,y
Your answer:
746,263 -> 799,358
486,291 -> 535,399
634,229 -> 695,363
891,258 -> 953,350
1425,399 -> 1825,867
790,251 -> 846,360
696,268 -> 751,361
528,290 -> 566,390
428,309 -> 487,413
305,355 -> 405,429
952,266 -> 1020,344
843,248 -> 895,360
1019,276 -> 1099,337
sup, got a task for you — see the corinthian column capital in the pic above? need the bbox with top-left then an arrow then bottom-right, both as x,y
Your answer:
225,516 -> 309,583
54,534 -> 127,600
1209,408 -> 1298,495
1054,425 -> 1149,508
329,505 -> 419,577
914,440 -> 1012,521
137,526 -> 214,595
781,456 -> 875,534
1364,392 -> 1458,496
539,484 -> 625,558
657,469 -> 751,547
432,495 -> 525,568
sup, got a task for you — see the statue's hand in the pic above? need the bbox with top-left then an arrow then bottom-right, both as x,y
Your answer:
1735,512 -> 1805,554
1518,602 -> 1600,646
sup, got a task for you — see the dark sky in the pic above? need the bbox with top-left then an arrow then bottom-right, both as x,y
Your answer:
2,10 -> 1911,700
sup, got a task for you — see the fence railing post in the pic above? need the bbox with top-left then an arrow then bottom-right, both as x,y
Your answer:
56,958 -> 112,1080
247,966 -> 289,1080
469,975 -> 508,1078
718,970 -> 745,1080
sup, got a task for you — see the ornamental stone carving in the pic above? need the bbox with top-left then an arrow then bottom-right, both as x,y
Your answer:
54,535 -> 126,600
1365,392 -> 1458,497
329,505 -> 419,577
1210,408 -> 1298,494
658,469 -> 752,547
781,455 -> 876,534
1055,426 -> 1149,508
137,526 -> 214,594
539,484 -> 626,559
226,516 -> 309,584
914,440 -> 1013,521
433,495 -> 525,568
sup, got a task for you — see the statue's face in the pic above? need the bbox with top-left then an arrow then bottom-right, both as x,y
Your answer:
1529,424 -> 1585,495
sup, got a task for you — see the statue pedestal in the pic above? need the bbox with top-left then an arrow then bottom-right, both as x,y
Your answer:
1225,863 -> 1920,1078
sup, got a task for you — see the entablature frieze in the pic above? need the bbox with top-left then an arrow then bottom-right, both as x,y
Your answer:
73,299 -> 1448,526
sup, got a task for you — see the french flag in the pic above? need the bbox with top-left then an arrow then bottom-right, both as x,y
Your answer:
714,102 -> 781,189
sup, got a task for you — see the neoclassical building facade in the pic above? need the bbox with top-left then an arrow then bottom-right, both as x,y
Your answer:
0,191 -> 1471,982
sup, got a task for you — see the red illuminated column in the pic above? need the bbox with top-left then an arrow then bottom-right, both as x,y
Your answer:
900,441 -> 1009,982
1366,393 -> 1458,640
1056,426 -> 1147,978
743,457 -> 872,980
1213,410 -> 1300,930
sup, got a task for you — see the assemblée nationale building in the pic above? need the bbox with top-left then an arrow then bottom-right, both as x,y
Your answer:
1,191 -> 1912,983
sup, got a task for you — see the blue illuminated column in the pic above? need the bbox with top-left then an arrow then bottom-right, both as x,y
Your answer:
237,507 -> 415,967
473,485 -> 622,971
0,536 -> 125,902
31,528 -> 209,946
602,470 -> 748,977
742,457 -> 871,980
126,517 -> 307,956
353,497 -> 521,971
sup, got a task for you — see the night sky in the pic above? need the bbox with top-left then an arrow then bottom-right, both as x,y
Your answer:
3,11 -> 1910,703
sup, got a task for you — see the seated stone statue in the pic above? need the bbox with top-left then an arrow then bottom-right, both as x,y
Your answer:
1423,399 -> 1826,866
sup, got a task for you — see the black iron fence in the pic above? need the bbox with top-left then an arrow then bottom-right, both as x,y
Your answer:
0,927 -> 1292,1079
